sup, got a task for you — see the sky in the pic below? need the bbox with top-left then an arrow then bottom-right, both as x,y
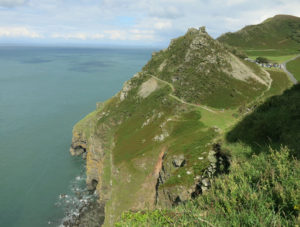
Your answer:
0,0 -> 300,47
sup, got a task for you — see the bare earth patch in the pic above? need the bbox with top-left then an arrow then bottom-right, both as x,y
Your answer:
158,59 -> 167,72
138,77 -> 158,98
229,54 -> 271,86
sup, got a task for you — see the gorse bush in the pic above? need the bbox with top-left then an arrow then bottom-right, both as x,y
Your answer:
116,146 -> 299,226
191,146 -> 299,226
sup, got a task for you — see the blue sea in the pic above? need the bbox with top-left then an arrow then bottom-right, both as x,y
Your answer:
0,46 -> 154,226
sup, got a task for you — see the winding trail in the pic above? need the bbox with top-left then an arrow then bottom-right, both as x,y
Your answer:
150,75 -> 216,113
282,55 -> 300,85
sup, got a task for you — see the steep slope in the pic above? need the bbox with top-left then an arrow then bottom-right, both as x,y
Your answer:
144,27 -> 270,108
286,56 -> 300,82
69,27 -> 272,226
218,15 -> 300,52
117,85 -> 300,226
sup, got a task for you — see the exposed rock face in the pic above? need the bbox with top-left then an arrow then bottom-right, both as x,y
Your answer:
156,143 -> 229,207
138,77 -> 158,98
119,80 -> 132,101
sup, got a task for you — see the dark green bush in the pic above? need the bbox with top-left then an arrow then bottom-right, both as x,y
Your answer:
256,56 -> 269,63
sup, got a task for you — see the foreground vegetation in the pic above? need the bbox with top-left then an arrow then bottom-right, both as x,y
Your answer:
117,147 -> 299,227
116,85 -> 300,226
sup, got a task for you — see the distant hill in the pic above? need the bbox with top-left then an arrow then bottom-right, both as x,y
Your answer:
218,15 -> 300,51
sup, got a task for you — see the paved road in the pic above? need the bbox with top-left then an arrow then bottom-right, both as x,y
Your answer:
282,55 -> 300,85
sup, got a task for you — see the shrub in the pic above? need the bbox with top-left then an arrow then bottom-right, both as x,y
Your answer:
256,57 -> 269,63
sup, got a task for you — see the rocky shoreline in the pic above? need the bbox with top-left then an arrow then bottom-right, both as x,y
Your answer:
62,200 -> 105,227
52,169 -> 104,227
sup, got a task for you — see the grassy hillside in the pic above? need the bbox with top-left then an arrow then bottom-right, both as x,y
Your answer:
116,85 -> 300,226
70,26 -> 294,226
287,56 -> 300,81
218,15 -> 300,51
218,15 -> 300,62
143,27 -> 270,108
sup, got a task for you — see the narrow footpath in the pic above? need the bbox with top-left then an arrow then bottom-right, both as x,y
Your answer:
150,75 -> 216,113
282,55 -> 300,85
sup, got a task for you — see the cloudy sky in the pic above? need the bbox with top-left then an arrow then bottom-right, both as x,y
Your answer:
0,0 -> 299,46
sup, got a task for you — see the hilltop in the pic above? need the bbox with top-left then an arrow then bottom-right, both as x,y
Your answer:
68,25 -> 297,226
218,15 -> 300,52
144,27 -> 270,108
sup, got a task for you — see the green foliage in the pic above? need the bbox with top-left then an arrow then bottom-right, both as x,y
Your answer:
263,69 -> 293,98
286,56 -> 300,82
189,146 -> 299,227
117,146 -> 300,226
116,210 -> 174,227
256,56 -> 269,63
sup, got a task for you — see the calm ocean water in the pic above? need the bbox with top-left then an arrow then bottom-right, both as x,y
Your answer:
0,46 -> 154,226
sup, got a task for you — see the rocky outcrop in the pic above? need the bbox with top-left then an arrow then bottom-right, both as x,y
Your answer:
193,144 -> 230,195
156,143 -> 229,206
70,132 -> 87,158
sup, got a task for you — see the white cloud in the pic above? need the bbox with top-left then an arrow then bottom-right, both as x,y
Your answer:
129,29 -> 155,40
225,0 -> 247,6
0,27 -> 41,38
154,21 -> 172,30
91,34 -> 105,39
104,30 -> 126,40
0,0 -> 27,7
0,0 -> 300,44
51,33 -> 106,40
51,33 -> 87,40
149,5 -> 183,18
49,30 -> 155,41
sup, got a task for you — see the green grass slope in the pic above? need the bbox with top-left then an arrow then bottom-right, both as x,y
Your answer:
117,85 -> 300,226
218,15 -> 300,51
143,27 -> 269,109
286,56 -> 300,81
